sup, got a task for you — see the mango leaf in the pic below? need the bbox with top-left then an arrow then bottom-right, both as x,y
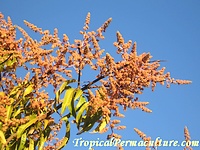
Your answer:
55,79 -> 76,104
61,88 -> 75,115
74,89 -> 83,101
6,57 -> 17,67
68,88 -> 83,118
17,115 -> 37,139
13,108 -> 22,118
18,132 -> 27,150
91,117 -> 109,133
0,65 -> 3,72
77,110 -> 102,135
57,116 -> 70,150
0,92 -> 5,97
6,105 -> 13,120
75,102 -> 88,127
44,119 -> 49,130
38,133 -> 45,150
29,138 -> 34,150
43,126 -> 51,140
75,96 -> 87,111
0,130 -> 6,144
23,84 -> 33,98
9,85 -> 21,97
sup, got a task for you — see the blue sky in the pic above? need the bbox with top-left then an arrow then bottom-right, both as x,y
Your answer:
1,1 -> 200,150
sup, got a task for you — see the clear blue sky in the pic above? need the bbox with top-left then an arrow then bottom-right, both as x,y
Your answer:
1,1 -> 200,150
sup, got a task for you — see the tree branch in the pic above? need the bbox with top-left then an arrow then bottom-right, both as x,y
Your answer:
0,54 -> 13,66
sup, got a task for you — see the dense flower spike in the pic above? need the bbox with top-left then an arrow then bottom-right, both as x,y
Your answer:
184,126 -> 193,150
134,128 -> 151,149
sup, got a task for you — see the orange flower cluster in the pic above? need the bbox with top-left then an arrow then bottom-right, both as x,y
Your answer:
134,128 -> 151,150
184,126 -> 193,150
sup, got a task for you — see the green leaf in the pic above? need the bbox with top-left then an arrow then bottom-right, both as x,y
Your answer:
9,86 -> 21,97
77,110 -> 102,135
91,117 -> 108,133
68,88 -> 83,118
13,108 -> 22,118
29,138 -> 34,150
6,104 -> 13,119
74,89 -> 83,101
44,119 -> 49,129
0,130 -> 6,145
38,133 -> 45,150
75,96 -> 87,111
43,126 -> 51,140
17,115 -> 37,139
0,92 -> 5,97
61,88 -> 75,115
18,132 -> 27,150
55,79 -> 76,104
76,102 -> 88,126
57,117 -> 70,150
6,57 -> 17,67
23,84 -> 33,98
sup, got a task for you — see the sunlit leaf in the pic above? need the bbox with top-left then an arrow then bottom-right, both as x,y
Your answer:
9,86 -> 20,97
13,108 -> 22,118
17,115 -> 37,139
74,89 -> 83,101
0,92 -> 5,97
0,130 -> 6,144
6,57 -> 17,67
61,88 -> 75,115
57,117 -> 70,150
76,102 -> 88,126
38,133 -> 45,150
29,138 -> 34,150
91,117 -> 108,133
44,119 -> 49,129
55,79 -> 76,104
23,84 -> 33,98
75,96 -> 87,111
6,104 -> 13,120
18,132 -> 27,150
68,88 -> 83,118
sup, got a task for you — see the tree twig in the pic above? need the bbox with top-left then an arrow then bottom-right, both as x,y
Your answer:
0,54 -> 13,66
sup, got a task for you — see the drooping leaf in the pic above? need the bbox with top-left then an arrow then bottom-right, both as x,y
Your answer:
43,126 -> 51,140
57,116 -> 70,150
18,132 -> 27,150
17,115 -> 37,139
75,96 -> 87,111
44,119 -> 49,130
0,130 -> 6,144
38,133 -> 45,150
61,88 -> 75,115
55,79 -> 76,104
13,108 -> 22,118
68,88 -> 83,118
76,102 -> 88,126
74,89 -> 83,101
29,138 -> 34,150
91,117 -> 109,133
77,110 -> 102,135
23,84 -> 33,98
9,86 -> 21,97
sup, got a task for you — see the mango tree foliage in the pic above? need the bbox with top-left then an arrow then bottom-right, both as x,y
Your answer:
0,12 -> 191,150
